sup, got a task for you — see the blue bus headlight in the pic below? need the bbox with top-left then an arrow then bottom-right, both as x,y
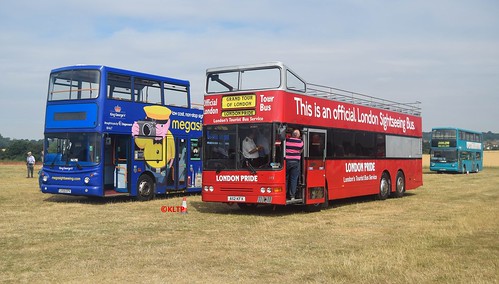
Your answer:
84,177 -> 90,184
41,173 -> 49,183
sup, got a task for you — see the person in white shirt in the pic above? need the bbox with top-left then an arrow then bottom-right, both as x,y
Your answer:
242,130 -> 261,160
26,152 -> 35,178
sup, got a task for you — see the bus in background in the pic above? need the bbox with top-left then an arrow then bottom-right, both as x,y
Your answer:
430,127 -> 483,173
39,65 -> 203,200
201,62 -> 422,210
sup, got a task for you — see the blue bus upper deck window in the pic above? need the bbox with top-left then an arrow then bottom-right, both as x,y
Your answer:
48,70 -> 100,101
107,73 -> 132,101
135,78 -> 162,104
164,83 -> 188,108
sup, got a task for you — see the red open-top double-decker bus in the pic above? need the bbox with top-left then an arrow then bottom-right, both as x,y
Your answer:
202,62 -> 422,210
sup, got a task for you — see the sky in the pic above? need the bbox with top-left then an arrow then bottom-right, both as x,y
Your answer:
1,0 -> 498,140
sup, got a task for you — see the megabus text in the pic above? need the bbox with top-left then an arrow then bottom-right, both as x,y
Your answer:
171,119 -> 202,134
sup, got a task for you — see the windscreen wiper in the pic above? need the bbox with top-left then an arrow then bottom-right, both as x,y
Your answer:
65,153 -> 82,170
216,164 -> 223,174
238,150 -> 256,175
245,160 -> 256,175
50,156 -> 57,168
74,160 -> 82,170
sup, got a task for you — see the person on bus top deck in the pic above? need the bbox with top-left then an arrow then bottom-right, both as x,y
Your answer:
242,129 -> 262,163
286,129 -> 304,200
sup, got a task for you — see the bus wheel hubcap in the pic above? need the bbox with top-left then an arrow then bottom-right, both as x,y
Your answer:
380,179 -> 389,196
139,181 -> 151,196
397,178 -> 404,192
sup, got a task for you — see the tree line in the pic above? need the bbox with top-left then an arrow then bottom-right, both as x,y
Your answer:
1,131 -> 497,162
0,134 -> 43,162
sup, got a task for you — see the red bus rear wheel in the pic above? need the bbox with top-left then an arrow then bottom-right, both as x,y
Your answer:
392,171 -> 405,198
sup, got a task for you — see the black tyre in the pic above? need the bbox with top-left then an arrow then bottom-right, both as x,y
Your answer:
305,187 -> 329,212
136,174 -> 155,201
377,172 -> 390,200
392,171 -> 405,198
322,187 -> 330,209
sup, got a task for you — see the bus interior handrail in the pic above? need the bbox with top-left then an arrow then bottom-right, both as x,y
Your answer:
50,88 -> 99,94
191,103 -> 204,110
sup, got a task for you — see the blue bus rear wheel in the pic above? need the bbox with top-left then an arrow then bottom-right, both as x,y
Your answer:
136,174 -> 155,201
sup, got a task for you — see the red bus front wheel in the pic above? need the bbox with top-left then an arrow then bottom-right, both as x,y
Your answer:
377,172 -> 390,200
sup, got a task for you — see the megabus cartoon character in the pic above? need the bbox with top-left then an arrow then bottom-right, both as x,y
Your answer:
132,105 -> 175,185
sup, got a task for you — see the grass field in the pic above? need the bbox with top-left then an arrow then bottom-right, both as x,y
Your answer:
1,152 -> 498,283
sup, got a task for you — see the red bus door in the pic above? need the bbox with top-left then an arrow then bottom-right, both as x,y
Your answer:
303,128 -> 327,205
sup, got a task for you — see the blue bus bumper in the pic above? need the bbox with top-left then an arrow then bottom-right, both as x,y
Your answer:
430,163 -> 457,172
40,184 -> 103,197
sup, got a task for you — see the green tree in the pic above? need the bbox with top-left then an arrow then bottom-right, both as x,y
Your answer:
0,134 -> 12,148
3,139 -> 30,161
0,136 -> 43,162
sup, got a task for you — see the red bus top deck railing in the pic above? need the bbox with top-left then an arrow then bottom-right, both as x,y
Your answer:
306,82 -> 422,117
205,61 -> 422,117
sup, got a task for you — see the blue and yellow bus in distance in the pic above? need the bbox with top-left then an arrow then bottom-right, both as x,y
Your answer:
39,65 -> 203,200
430,127 -> 483,173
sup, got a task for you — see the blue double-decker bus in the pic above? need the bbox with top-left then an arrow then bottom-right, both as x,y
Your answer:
430,127 -> 483,173
39,65 -> 203,200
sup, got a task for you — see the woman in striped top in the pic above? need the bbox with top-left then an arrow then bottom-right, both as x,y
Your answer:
285,129 -> 303,200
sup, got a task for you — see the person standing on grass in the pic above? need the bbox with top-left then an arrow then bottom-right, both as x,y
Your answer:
26,151 -> 35,178
285,129 -> 303,200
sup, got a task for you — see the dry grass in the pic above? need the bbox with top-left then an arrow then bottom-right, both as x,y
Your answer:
1,163 -> 498,283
